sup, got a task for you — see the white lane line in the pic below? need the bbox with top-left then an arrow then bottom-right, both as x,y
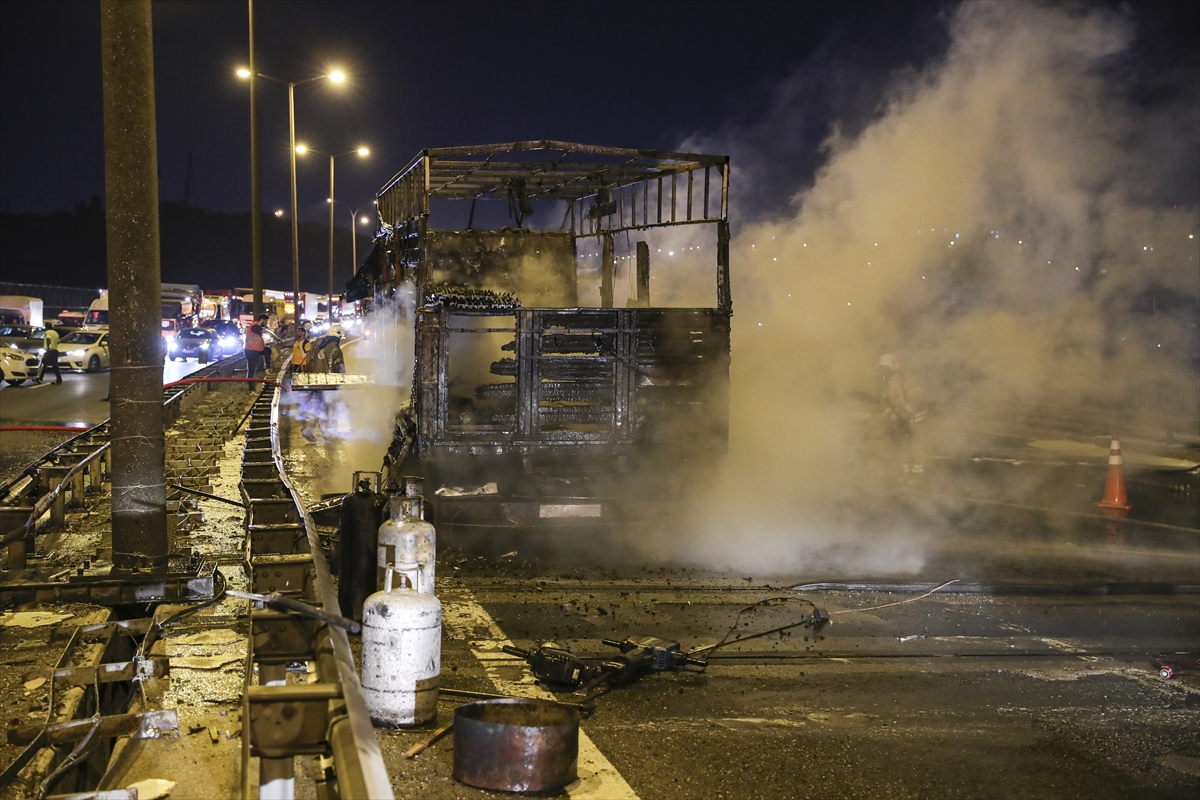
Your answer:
440,580 -> 639,800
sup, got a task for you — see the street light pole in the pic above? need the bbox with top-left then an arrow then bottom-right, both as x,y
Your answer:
235,68 -> 346,324
328,153 -> 335,299
247,0 -> 262,318
288,82 -> 300,320
302,147 -> 368,309
331,200 -> 374,279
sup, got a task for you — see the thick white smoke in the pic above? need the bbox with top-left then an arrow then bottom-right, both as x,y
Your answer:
661,1 -> 1200,575
315,288 -> 415,497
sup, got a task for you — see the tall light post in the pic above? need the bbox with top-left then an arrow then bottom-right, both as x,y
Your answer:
328,199 -> 376,294
237,67 -> 345,322
297,146 -> 368,300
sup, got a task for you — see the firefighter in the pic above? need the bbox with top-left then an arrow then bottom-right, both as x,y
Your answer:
878,353 -> 926,477
298,324 -> 346,442
305,323 -> 346,375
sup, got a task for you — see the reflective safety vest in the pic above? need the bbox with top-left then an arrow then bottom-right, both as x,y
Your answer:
245,325 -> 265,352
292,338 -> 311,366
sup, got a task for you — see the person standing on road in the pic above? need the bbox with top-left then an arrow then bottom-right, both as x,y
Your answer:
291,321 -> 313,373
35,328 -> 62,385
878,353 -> 926,477
244,313 -> 278,383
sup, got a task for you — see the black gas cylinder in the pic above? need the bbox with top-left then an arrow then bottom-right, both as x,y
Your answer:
338,478 -> 383,623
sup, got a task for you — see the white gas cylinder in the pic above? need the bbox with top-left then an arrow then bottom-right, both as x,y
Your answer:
376,496 -> 436,593
361,566 -> 442,727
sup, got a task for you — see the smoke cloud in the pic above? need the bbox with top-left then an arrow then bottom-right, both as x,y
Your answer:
314,289 -> 415,498
660,1 -> 1199,575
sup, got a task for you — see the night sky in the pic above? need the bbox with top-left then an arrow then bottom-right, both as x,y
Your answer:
0,1 -> 1196,227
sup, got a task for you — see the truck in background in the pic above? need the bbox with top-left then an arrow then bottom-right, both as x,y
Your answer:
84,293 -> 109,327
0,296 -> 44,328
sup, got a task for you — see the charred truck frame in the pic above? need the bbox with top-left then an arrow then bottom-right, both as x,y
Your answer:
356,141 -> 731,533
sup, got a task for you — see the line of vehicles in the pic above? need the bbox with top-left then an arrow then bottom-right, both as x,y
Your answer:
0,286 -> 355,386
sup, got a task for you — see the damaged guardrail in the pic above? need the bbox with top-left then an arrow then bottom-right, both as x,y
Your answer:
236,372 -> 393,799
0,355 -> 247,571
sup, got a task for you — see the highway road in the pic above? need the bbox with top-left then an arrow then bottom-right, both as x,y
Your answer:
0,356 -> 223,483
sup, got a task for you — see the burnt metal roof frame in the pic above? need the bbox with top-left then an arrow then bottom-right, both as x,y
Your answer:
377,140 -> 728,215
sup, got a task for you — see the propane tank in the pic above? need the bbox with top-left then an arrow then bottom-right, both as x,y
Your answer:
361,564 -> 441,727
377,496 -> 436,594
337,473 -> 382,623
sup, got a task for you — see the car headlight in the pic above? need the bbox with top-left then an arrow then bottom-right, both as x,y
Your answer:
3,352 -> 21,360
35,348 -> 46,356
67,349 -> 87,357
200,342 -> 210,348
221,336 -> 237,346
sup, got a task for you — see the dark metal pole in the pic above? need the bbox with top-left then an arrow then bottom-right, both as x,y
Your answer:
100,0 -> 168,570
350,208 -> 357,278
328,155 -> 335,300
289,83 -> 302,322
600,234 -> 614,308
636,240 -> 650,307
249,0 -> 263,317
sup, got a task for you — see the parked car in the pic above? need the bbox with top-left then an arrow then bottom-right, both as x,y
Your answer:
59,331 -> 110,372
0,346 -> 41,385
0,324 -> 46,353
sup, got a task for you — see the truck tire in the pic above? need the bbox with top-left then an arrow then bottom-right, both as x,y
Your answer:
87,356 -> 101,373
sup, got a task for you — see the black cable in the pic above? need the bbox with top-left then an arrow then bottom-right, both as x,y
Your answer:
36,716 -> 101,800
689,596 -> 818,659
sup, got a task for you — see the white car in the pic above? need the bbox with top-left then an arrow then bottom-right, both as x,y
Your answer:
59,331 -> 111,372
1,346 -> 42,385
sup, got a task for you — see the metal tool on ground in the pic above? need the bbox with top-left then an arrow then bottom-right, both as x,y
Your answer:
501,641 -> 604,689
167,482 -> 246,508
603,635 -> 708,674
402,720 -> 453,759
439,687 -> 595,715
227,589 -> 361,633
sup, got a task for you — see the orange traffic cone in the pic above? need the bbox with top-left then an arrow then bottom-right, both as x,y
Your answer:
1097,436 -> 1132,518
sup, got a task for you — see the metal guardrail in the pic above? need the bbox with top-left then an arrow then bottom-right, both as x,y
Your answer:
0,354 -> 247,565
235,371 -> 393,798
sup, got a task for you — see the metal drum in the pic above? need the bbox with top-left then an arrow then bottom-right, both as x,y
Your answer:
452,699 -> 579,792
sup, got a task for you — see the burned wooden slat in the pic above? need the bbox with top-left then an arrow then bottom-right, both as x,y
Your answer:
25,656 -> 170,688
8,709 -> 178,747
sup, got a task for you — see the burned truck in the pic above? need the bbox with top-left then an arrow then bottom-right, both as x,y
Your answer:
353,141 -> 732,534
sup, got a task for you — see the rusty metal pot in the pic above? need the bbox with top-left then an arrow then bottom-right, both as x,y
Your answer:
452,698 -> 579,792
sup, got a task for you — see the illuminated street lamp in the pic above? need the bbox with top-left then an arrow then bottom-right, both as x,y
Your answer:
298,145 -> 369,298
237,66 -> 346,321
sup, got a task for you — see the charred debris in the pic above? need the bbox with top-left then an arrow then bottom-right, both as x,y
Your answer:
350,141 -> 735,533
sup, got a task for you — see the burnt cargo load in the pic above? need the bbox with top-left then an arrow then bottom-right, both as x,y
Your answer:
353,141 -> 732,533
